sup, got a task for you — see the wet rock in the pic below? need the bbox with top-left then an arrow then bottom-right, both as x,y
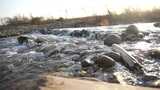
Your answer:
138,33 -> 145,39
0,65 -> 12,79
70,29 -> 90,37
152,80 -> 160,87
17,36 -> 28,44
64,64 -> 82,76
60,30 -> 70,36
112,44 -> 144,73
125,25 -> 139,35
81,29 -> 90,37
148,48 -> 160,59
141,76 -> 160,87
121,25 -> 141,41
104,34 -> 122,46
113,70 -> 138,85
17,35 -> 39,47
92,55 -> 115,69
51,30 -> 69,36
39,28 -> 49,34
95,33 -> 104,40
34,38 -> 45,44
81,56 -> 94,68
143,32 -> 150,36
104,52 -> 123,63
141,75 -> 158,81
70,30 -> 81,37
70,54 -> 81,62
39,44 -> 59,57
123,34 -> 138,41
51,29 -> 61,35
154,22 -> 160,28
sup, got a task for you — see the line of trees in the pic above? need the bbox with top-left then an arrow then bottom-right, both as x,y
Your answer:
0,15 -> 65,26
109,8 -> 160,24
1,8 -> 160,26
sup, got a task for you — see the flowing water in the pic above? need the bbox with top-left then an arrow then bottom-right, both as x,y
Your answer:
0,23 -> 160,89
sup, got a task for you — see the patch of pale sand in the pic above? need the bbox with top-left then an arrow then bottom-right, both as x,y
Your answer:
39,75 -> 160,90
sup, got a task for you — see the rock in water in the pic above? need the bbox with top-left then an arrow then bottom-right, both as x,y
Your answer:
92,55 -> 115,69
154,22 -> 160,28
121,25 -> 141,41
17,36 -> 29,44
81,59 -> 94,68
125,25 -> 139,35
148,48 -> 160,59
112,44 -> 144,73
81,55 -> 95,68
104,34 -> 122,46
70,29 -> 90,37
70,30 -> 81,37
138,33 -> 144,39
39,44 -> 58,57
81,29 -> 90,37
104,52 -> 123,63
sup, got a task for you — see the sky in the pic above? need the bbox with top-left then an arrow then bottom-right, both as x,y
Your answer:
0,0 -> 160,18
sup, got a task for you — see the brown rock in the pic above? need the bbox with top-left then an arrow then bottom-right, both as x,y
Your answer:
92,55 -> 115,69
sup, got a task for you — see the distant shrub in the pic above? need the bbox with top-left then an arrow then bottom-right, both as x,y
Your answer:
30,17 -> 44,25
56,17 -> 64,22
110,8 -> 160,24
5,16 -> 30,26
2,8 -> 160,26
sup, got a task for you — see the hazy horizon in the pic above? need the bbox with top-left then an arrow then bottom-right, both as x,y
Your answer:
0,0 -> 160,19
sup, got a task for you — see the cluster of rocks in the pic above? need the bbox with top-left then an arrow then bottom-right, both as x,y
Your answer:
103,25 -> 145,46
70,29 -> 90,37
121,25 -> 144,41
1,24 -> 160,89
1,34 -> 140,88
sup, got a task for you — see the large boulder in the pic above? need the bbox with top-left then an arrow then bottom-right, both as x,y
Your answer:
125,25 -> 139,35
92,55 -> 115,69
121,25 -> 142,41
104,34 -> 122,46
